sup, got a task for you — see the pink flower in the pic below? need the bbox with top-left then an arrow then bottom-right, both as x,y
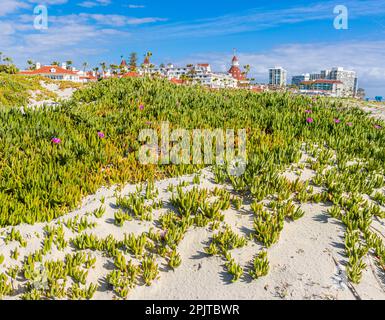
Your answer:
139,104 -> 144,110
97,132 -> 105,139
305,110 -> 312,114
346,122 -> 353,127
146,121 -> 152,125
374,124 -> 382,130
334,119 -> 341,124
306,117 -> 314,123
51,137 -> 61,144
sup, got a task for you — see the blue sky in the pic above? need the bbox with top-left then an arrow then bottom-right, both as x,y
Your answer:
1,0 -> 385,97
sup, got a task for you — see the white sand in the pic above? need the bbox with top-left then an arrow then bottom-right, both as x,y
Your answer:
1,100 -> 385,300
27,81 -> 77,109
1,166 -> 384,300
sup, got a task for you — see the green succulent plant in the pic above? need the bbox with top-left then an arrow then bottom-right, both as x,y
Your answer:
168,250 -> 182,270
232,196 -> 243,210
141,255 -> 159,286
4,228 -> 27,247
93,206 -> 106,219
0,273 -> 13,298
206,226 -> 247,255
124,233 -> 148,257
68,283 -> 98,300
225,256 -> 243,283
249,251 -> 270,279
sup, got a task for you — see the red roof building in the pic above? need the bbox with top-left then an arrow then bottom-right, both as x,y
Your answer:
20,65 -> 77,76
143,56 -> 150,65
79,71 -> 98,82
170,78 -> 185,85
121,71 -> 140,78
19,65 -> 80,82
228,55 -> 246,81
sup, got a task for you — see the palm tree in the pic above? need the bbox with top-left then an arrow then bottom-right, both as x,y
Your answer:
100,62 -> 107,77
52,61 -> 60,66
27,60 -> 36,70
3,57 -> 13,65
243,64 -> 251,79
110,64 -> 119,75
93,67 -> 99,79
66,60 -> 73,69
82,62 -> 88,72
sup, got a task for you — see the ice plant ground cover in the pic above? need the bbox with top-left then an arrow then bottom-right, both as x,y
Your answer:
0,77 -> 385,299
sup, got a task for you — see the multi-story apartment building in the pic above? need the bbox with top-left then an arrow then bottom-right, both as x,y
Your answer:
328,67 -> 357,97
302,67 -> 357,97
292,74 -> 310,87
269,67 -> 287,87
309,73 -> 322,80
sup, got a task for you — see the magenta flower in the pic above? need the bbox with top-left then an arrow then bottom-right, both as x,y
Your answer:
334,119 -> 341,124
346,122 -> 353,127
51,137 -> 61,144
305,110 -> 312,114
97,132 -> 105,139
139,104 -> 144,110
306,117 -> 314,123
374,124 -> 382,130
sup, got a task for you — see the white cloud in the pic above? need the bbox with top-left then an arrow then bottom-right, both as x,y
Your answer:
18,12 -> 167,27
127,4 -> 145,9
0,0 -> 30,16
71,13 -> 167,26
28,0 -> 68,5
77,0 -> 111,8
0,22 -> 15,35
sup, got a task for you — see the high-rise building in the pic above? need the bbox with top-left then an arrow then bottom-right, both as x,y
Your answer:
292,74 -> 310,87
310,73 -> 322,80
269,67 -> 287,86
304,67 -> 357,97
320,69 -> 331,79
328,67 -> 357,97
